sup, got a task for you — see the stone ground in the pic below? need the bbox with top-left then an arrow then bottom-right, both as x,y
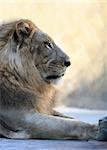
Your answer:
0,107 -> 107,150
0,139 -> 107,150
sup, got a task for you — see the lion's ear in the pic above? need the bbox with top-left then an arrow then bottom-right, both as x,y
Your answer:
14,21 -> 31,42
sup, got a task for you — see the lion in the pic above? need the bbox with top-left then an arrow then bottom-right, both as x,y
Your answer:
0,19 -> 106,140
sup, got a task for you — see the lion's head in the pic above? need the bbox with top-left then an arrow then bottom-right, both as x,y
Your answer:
0,19 -> 71,85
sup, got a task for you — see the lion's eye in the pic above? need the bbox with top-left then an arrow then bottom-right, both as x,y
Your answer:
44,42 -> 53,49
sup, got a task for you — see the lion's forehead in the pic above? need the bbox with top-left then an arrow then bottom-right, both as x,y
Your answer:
35,29 -> 53,43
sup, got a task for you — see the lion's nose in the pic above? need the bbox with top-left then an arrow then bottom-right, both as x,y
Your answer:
64,59 -> 71,67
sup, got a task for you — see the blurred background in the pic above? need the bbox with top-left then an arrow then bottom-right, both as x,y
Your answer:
0,0 -> 107,110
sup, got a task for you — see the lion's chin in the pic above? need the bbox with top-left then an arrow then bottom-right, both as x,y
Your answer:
47,77 -> 63,85
45,74 -> 64,84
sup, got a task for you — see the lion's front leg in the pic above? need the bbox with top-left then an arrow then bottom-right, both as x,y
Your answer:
7,112 -> 98,140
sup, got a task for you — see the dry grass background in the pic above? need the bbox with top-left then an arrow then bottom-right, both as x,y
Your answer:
0,0 -> 107,109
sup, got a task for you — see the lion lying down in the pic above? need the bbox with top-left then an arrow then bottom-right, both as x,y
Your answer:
0,19 -> 106,140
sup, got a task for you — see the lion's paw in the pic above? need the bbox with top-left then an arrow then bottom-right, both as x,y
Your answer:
97,116 -> 107,141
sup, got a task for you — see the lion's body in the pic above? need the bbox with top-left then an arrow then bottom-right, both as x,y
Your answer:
0,19 -> 98,140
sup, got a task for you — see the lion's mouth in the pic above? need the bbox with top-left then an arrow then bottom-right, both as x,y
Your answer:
46,74 -> 64,80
